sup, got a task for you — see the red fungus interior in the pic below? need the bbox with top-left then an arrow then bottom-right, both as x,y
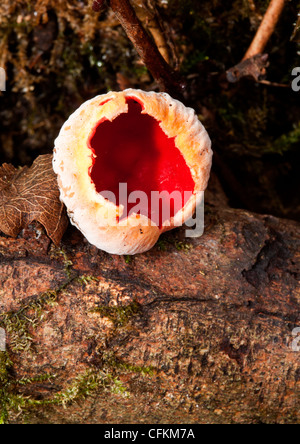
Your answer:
88,98 -> 195,226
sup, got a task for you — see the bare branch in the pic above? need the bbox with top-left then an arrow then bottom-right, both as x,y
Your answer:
227,0 -> 287,84
132,0 -> 171,65
226,53 -> 269,83
243,0 -> 286,60
107,0 -> 185,99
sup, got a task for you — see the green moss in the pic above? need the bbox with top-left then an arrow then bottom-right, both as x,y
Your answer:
0,283 -> 155,422
156,238 -> 168,252
181,49 -> 209,74
0,352 -> 12,424
0,293 -> 54,352
0,289 -> 61,353
174,240 -> 193,252
133,64 -> 149,78
0,247 -> 99,355
0,342 -> 158,423
0,350 -> 131,423
268,122 -> 300,155
104,353 -> 156,377
156,234 -> 193,253
0,350 -> 55,424
124,255 -> 134,264
49,246 -> 74,279
91,300 -> 141,328
75,275 -> 99,285
219,101 -> 246,129
45,368 -> 129,407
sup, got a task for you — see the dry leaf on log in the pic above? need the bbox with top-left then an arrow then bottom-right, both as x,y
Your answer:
226,53 -> 269,83
0,154 -> 68,245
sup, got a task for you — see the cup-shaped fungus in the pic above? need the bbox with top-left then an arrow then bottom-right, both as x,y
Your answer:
53,89 -> 212,255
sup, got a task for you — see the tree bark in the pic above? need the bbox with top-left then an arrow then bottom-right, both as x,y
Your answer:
0,176 -> 299,424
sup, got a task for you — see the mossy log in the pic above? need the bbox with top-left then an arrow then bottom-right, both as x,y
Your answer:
0,177 -> 299,424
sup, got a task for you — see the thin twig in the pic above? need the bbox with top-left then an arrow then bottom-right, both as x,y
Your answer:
107,0 -> 185,99
243,0 -> 286,60
227,0 -> 287,84
133,0 -> 171,64
258,79 -> 289,87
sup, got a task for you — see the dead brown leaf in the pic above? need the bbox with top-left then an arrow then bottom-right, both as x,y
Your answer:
226,53 -> 269,83
0,154 -> 68,245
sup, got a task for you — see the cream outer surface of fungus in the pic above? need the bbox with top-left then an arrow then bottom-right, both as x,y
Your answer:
53,89 -> 212,255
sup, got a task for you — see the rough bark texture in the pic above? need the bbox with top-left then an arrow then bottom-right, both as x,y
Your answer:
0,176 -> 299,424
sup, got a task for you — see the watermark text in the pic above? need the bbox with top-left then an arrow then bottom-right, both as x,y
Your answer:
96,184 -> 204,238
0,67 -> 6,92
0,328 -> 6,351
291,327 -> 300,352
291,67 -> 300,92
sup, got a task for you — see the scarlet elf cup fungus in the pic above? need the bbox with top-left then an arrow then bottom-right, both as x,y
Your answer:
53,89 -> 212,255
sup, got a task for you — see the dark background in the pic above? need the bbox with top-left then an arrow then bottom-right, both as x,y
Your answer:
0,0 -> 299,220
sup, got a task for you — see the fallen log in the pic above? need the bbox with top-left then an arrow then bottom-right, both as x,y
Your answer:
0,176 -> 299,424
